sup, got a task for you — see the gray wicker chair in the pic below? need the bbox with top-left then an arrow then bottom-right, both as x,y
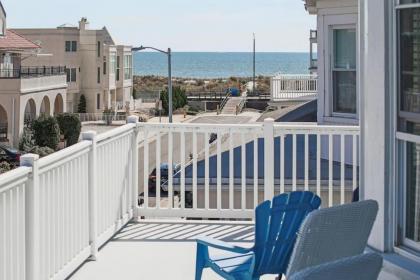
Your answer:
288,253 -> 383,280
286,200 -> 379,279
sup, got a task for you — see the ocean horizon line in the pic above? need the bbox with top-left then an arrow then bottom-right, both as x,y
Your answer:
136,51 -> 311,54
133,52 -> 311,78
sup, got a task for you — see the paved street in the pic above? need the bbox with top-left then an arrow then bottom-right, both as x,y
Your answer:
137,114 -> 260,194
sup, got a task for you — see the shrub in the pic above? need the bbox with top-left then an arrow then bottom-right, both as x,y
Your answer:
138,114 -> 148,123
56,113 -> 82,146
160,86 -> 187,114
78,94 -> 87,113
32,115 -> 60,150
132,88 -> 141,99
19,127 -> 35,152
0,161 -> 12,174
29,146 -> 55,157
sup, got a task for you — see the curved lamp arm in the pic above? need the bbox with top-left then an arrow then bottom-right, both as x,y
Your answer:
132,46 -> 168,54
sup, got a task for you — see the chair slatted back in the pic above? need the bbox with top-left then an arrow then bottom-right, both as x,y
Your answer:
286,200 -> 379,277
253,191 -> 321,276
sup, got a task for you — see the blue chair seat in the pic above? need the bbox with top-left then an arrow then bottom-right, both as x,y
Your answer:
195,191 -> 322,280
209,250 -> 254,278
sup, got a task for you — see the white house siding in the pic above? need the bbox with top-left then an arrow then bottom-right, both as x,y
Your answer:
312,0 -> 358,164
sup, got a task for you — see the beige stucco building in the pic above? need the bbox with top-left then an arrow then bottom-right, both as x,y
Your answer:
13,18 -> 133,113
0,2 -> 67,147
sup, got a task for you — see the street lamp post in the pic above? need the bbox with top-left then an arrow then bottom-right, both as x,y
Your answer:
167,48 -> 172,123
132,46 -> 173,123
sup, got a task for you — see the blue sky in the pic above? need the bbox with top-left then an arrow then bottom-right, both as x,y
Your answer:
2,0 -> 315,52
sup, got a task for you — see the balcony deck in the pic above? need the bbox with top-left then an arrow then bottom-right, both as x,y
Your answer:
68,220 -> 278,280
69,219 -> 394,280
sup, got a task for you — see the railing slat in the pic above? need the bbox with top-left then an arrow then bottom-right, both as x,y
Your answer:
241,132 -> 246,210
229,130 -> 234,210
217,130 -> 222,210
353,134 -> 357,191
192,131 -> 197,209
253,136 -> 258,208
292,134 -> 297,191
180,131 -> 186,210
280,134 -> 285,194
304,134 -> 309,191
143,129 -> 149,208
340,134 -> 345,204
168,130 -> 173,209
204,132 -> 210,209
156,132 -> 161,209
328,134 -> 333,207
316,134 -> 321,197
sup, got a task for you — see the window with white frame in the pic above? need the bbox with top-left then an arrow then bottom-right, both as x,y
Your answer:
110,53 -> 116,75
124,54 -> 132,80
331,27 -> 357,116
0,53 -> 13,77
396,1 -> 420,253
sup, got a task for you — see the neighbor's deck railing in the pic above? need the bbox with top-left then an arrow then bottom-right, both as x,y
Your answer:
0,117 -> 359,280
0,66 -> 66,79
77,113 -> 128,122
271,74 -> 318,101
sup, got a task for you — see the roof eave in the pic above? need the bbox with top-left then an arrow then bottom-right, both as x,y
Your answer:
0,1 -> 6,17
304,0 -> 317,15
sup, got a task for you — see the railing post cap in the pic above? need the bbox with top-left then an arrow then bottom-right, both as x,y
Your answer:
264,118 -> 275,123
81,130 -> 97,141
20,153 -> 40,166
127,115 -> 139,124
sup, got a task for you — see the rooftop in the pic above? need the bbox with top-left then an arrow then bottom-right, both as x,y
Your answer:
0,30 -> 40,51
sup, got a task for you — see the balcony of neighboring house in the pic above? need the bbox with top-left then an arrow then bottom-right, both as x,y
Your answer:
0,66 -> 67,93
270,74 -> 318,102
0,117 -> 385,280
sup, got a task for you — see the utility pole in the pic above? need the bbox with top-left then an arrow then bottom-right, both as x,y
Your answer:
168,48 -> 173,123
253,33 -> 256,95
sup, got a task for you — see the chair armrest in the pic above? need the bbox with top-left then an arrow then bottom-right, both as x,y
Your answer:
196,236 -> 252,254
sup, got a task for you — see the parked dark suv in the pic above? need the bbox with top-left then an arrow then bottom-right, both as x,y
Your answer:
0,144 -> 21,163
148,163 -> 180,193
138,163 -> 192,208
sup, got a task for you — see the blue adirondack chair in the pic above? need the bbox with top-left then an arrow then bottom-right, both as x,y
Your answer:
195,191 -> 321,280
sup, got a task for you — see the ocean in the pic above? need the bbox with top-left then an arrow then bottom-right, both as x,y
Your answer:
133,52 -> 310,78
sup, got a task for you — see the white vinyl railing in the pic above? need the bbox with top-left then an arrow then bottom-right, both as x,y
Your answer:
0,117 -> 359,279
271,74 -> 318,101
0,118 -> 138,280
0,167 -> 30,280
138,119 -> 359,219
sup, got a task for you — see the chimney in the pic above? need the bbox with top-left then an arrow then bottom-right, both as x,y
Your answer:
79,17 -> 89,30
